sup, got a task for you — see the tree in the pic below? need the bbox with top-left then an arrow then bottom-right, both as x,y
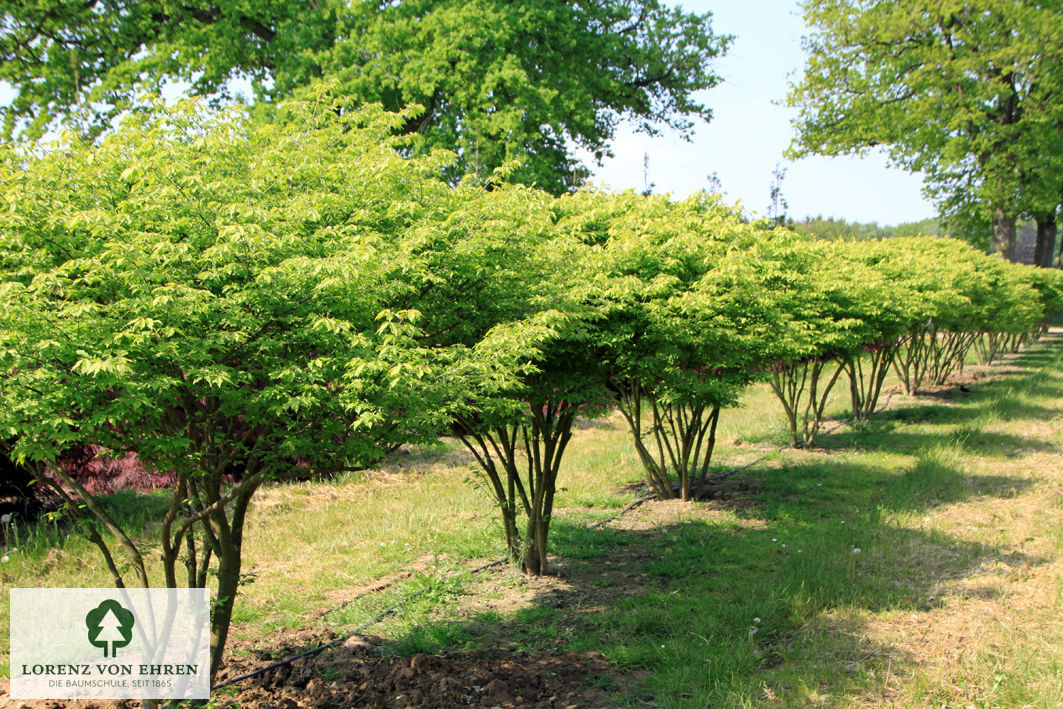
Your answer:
705,171 -> 724,195
0,0 -> 328,139
447,307 -> 611,575
863,237 -> 1043,392
721,235 -> 874,447
1022,113 -> 1063,267
0,0 -> 730,194
1025,266 -> 1063,333
0,96 -> 457,683
788,0 -> 1063,261
558,191 -> 762,499
767,163 -> 789,227
417,185 -> 609,575
822,241 -> 911,420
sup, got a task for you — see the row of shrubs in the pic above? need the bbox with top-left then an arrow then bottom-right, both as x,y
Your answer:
1,95 -> 1059,681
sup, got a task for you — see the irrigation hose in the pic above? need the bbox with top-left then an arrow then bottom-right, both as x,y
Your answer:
211,558 -> 509,691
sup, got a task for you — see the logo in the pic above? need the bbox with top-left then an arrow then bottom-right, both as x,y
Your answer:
85,600 -> 135,658
11,588 -> 210,700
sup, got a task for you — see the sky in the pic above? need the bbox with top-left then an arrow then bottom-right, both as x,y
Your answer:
0,1 -> 937,226
583,0 -> 937,226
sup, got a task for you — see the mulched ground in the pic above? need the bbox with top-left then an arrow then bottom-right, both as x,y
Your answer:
2,635 -> 616,709
214,630 -> 616,708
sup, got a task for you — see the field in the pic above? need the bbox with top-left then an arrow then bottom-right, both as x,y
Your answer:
3,331 -> 1063,708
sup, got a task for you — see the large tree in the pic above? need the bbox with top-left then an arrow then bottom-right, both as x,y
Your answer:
788,0 -> 1063,262
0,0 -> 729,193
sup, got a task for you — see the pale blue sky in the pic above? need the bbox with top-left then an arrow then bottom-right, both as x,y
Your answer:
585,1 -> 937,225
0,2 -> 936,225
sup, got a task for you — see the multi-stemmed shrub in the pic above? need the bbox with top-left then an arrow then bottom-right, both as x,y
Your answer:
556,192 -> 764,500
0,97 -> 474,681
412,184 -> 609,576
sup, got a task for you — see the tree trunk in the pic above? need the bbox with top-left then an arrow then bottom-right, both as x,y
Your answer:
992,208 -> 1017,262
1035,211 -> 1058,268
206,478 -> 259,684
1058,210 -> 1063,267
614,380 -> 722,501
454,402 -> 574,577
845,341 -> 896,421
209,546 -> 241,682
522,514 -> 546,575
500,504 -> 523,568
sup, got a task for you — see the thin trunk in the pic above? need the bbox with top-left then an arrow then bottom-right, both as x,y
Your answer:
862,343 -> 897,417
847,355 -> 864,420
769,365 -> 804,448
615,379 -> 724,501
210,546 -> 241,682
614,381 -> 675,499
804,359 -> 845,447
692,407 -> 721,498
769,356 -> 842,448
207,477 -> 260,683
454,402 -> 574,577
45,464 -> 151,587
1057,205 -> 1063,267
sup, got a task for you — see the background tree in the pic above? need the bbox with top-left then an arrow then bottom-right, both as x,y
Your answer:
788,0 -> 1063,262
1021,106 -> 1063,266
0,0 -> 730,194
767,163 -> 789,227
705,171 -> 724,195
863,237 -> 1042,392
0,0 -> 333,139
792,216 -> 944,241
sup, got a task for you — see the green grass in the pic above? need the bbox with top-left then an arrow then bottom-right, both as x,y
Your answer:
4,332 -> 1063,706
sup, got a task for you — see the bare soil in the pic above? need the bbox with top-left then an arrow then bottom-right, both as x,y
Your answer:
214,629 -> 615,708
2,634 -> 616,709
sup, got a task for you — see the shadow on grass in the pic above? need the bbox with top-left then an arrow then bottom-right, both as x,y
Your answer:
822,427 -> 1057,457
717,456 -> 1033,522
380,449 -> 1038,706
4,488 -> 173,561
379,338 -> 1063,706
866,380 -> 1060,429
816,336 -> 1063,455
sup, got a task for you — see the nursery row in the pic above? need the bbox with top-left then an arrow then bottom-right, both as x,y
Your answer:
1,97 -> 1060,683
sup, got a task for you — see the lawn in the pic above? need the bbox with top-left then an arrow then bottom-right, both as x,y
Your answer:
3,331 -> 1062,707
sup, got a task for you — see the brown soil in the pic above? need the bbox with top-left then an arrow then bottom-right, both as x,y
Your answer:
214,629 -> 616,708
2,633 -> 616,709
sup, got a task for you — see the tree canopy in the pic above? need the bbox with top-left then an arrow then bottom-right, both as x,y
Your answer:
0,95 -> 464,680
0,0 -> 729,194
2,94 -> 1060,678
787,0 -> 1063,262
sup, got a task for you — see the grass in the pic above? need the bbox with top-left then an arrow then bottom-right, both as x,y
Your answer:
3,331 -> 1063,706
